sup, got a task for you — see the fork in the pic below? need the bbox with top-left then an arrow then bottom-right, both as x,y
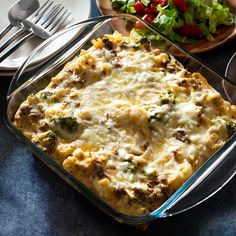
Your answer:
0,0 -> 72,63
0,0 -> 39,40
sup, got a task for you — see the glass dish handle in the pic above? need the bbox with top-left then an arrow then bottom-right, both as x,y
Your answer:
150,134 -> 236,218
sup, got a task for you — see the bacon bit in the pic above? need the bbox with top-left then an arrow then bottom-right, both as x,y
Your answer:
75,102 -> 80,108
19,104 -> 31,116
166,64 -> 181,73
110,57 -> 121,68
118,41 -> 129,49
173,150 -> 184,163
94,161 -> 105,179
178,79 -> 188,87
197,106 -> 205,125
102,38 -> 113,50
114,187 -> 126,198
29,111 -> 42,121
173,130 -> 191,144
189,77 -> 202,89
133,188 -> 147,201
39,120 -> 49,131
148,190 -> 165,204
147,179 -> 160,188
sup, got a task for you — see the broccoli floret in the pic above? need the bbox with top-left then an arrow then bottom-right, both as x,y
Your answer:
110,0 -> 128,10
53,116 -> 78,133
160,90 -> 176,105
38,91 -> 59,103
148,112 -> 163,123
124,162 -> 137,173
41,131 -> 57,153
226,121 -> 236,133
39,91 -> 54,99
147,90 -> 175,125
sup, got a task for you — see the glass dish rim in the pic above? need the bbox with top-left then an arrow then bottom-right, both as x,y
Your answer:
4,13 -> 236,225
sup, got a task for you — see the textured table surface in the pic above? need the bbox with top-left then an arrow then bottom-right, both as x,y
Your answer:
0,1 -> 236,235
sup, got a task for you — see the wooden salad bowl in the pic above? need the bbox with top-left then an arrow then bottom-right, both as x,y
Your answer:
96,0 -> 236,53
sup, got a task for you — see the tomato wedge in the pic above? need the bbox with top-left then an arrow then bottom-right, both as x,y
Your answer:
142,13 -> 156,23
135,21 -> 146,29
179,25 -> 202,37
134,1 -> 146,16
145,2 -> 159,13
173,0 -> 188,12
135,13 -> 156,29
145,0 -> 167,13
156,0 -> 168,7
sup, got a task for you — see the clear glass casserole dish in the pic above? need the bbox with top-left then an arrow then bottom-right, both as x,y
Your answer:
4,14 -> 236,225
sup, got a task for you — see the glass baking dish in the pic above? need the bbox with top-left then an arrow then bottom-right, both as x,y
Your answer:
4,14 -> 236,225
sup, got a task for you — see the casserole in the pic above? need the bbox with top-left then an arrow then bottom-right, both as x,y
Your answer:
5,14 -> 236,225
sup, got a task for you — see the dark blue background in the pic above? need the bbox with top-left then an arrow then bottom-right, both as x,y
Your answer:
0,1 -> 235,235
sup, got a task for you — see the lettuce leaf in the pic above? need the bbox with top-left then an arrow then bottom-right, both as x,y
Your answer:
110,0 -> 234,43
141,0 -> 151,7
110,0 -> 128,10
110,0 -> 135,13
126,0 -> 136,14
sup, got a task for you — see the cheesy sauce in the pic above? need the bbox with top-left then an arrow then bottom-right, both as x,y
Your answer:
14,31 -> 236,216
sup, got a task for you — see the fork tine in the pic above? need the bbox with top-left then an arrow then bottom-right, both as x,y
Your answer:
28,0 -> 52,20
47,9 -> 68,31
49,11 -> 72,33
39,4 -> 62,25
32,0 -> 54,23
43,5 -> 65,28
0,0 -> 73,62
23,0 -> 54,30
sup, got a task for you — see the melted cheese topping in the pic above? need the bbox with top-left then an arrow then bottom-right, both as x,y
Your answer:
14,32 -> 236,216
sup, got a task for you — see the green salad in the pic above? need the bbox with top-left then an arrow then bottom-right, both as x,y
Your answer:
110,0 -> 234,43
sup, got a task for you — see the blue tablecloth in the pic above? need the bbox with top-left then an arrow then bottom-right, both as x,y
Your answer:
0,1 -> 235,235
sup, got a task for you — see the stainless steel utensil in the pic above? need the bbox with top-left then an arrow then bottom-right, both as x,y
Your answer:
0,0 -> 39,39
0,0 -> 72,63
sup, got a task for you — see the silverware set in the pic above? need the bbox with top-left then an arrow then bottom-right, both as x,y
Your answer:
0,0 -> 72,63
